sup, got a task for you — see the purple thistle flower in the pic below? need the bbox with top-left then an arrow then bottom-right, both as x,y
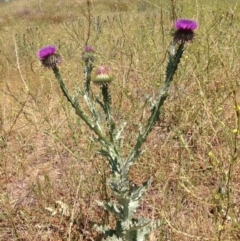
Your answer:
175,19 -> 198,31
96,66 -> 110,75
37,45 -> 61,68
84,46 -> 94,53
93,66 -> 113,85
38,45 -> 57,59
82,45 -> 95,63
173,18 -> 198,43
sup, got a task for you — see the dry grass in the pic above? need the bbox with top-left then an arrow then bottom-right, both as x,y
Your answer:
0,0 -> 240,240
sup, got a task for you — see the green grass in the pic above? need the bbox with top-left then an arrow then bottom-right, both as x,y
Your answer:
0,0 -> 240,240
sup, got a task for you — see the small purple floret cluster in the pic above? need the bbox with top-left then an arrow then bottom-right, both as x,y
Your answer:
175,19 -> 198,31
84,46 -> 94,53
38,45 -> 57,59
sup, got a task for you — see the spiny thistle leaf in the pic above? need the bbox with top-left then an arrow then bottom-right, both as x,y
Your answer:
109,178 -> 130,196
125,218 -> 159,241
130,178 -> 152,201
115,197 -> 139,220
97,201 -> 122,219
103,235 -> 123,241
120,218 -> 151,241
115,122 -> 127,141
128,218 -> 151,231
94,225 -> 119,240
97,149 -> 120,174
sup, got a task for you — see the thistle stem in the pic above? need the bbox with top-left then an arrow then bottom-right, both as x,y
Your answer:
124,43 -> 184,175
52,66 -> 110,146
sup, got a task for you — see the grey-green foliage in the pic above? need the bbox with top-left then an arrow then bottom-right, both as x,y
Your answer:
51,42 -> 185,240
96,178 -> 165,241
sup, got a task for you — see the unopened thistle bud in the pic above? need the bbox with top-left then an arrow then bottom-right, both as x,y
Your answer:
93,66 -> 113,85
38,45 -> 61,68
173,19 -> 198,44
82,46 -> 95,63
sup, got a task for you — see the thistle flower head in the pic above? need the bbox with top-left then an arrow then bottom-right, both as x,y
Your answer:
173,18 -> 198,43
38,45 -> 56,59
37,45 -> 61,68
93,66 -> 113,85
175,19 -> 198,30
82,45 -> 95,63
84,46 -> 94,53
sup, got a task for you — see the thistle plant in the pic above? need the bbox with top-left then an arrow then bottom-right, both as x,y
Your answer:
37,18 -> 198,241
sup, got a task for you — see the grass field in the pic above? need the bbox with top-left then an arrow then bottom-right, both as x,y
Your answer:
0,0 -> 240,240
